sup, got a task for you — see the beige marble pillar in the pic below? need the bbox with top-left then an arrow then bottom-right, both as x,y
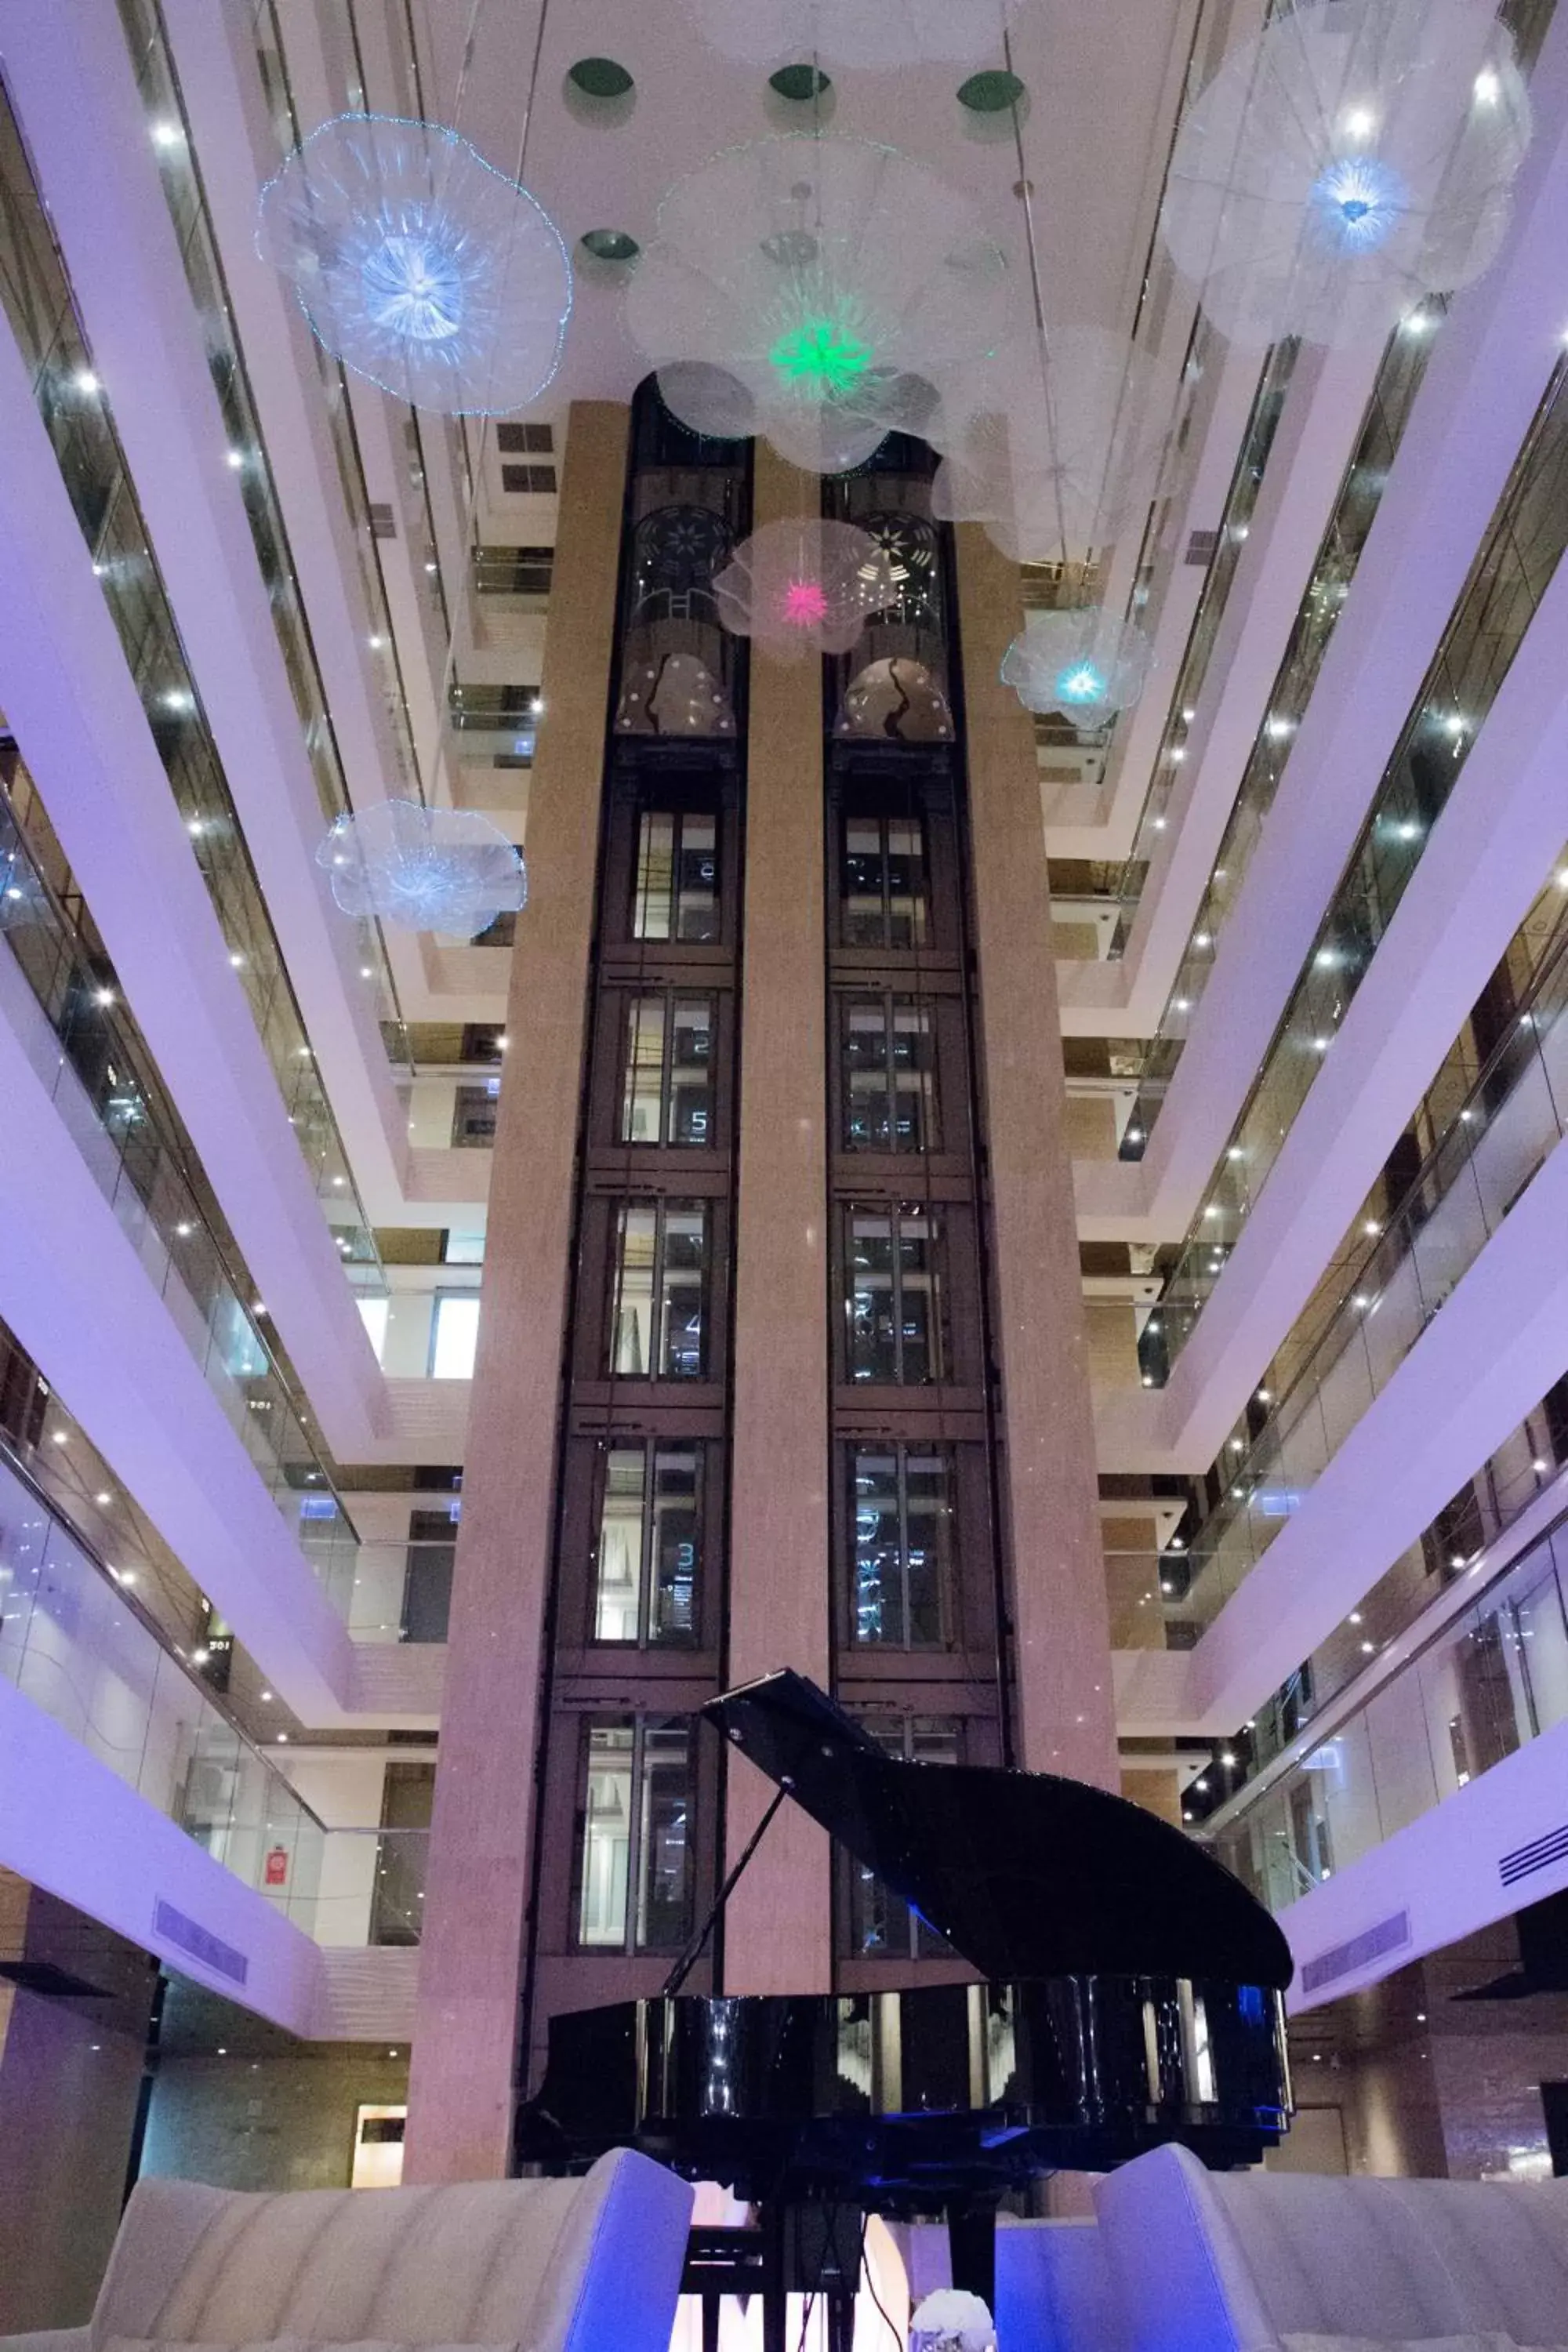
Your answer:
405,402 -> 629,2181
722,443 -> 833,1992
954,524 -> 1119,1791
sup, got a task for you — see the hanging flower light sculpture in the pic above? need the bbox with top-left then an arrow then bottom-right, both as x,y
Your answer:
930,326 -> 1167,566
1160,0 -> 1530,350
684,0 -> 1025,69
318,802 -> 527,938
626,136 -> 1011,475
1000,609 -> 1154,725
713,518 -> 898,659
258,114 -> 572,414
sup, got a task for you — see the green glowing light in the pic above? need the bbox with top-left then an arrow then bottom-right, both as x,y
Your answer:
769,315 -> 874,398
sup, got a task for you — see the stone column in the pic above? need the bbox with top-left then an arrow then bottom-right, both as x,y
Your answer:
953,526 -> 1119,1791
405,402 -> 629,2181
721,444 -> 833,1992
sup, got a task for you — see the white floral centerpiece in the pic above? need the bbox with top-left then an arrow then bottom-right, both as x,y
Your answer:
909,2289 -> 996,2352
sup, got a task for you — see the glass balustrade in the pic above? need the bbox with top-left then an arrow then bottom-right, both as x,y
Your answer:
1116,307 -> 1443,1157
1102,339 -> 1298,957
1158,358 -> 1568,1357
0,1443 -> 424,1942
1210,1508 -> 1568,1913
0,74 -> 387,1283
0,789 -> 361,1618
1169,894 -> 1568,1635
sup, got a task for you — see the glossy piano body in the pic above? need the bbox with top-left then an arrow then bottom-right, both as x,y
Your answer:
517,1671 -> 1294,2205
519,1973 -> 1290,2198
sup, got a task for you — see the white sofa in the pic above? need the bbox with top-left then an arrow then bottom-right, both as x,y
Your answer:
0,2150 -> 693,2352
1095,2143 -> 1568,2352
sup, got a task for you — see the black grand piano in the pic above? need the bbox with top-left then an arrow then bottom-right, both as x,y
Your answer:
517,1671 -> 1292,2344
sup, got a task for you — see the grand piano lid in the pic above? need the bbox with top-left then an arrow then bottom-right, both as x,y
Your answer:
705,1670 -> 1293,1991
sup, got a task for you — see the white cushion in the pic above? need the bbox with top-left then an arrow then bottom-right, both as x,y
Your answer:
91,2154 -> 693,2352
104,2341 -> 519,2352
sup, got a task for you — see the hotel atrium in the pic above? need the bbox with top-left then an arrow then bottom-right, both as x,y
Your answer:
6,0 -> 1568,2341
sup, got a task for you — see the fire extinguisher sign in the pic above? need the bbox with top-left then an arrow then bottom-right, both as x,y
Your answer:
264,1846 -> 289,1887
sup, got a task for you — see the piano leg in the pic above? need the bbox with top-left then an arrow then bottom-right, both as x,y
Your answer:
945,2202 -> 996,2311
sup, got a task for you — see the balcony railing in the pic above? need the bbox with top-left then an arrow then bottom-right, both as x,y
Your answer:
1207,1499 -> 1568,1916
1156,356 -> 1568,1359
0,787 -> 368,1617
0,1439 -> 424,1943
1167,879 -> 1568,1637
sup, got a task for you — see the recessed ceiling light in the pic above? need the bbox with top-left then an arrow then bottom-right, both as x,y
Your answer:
568,55 -> 633,99
579,229 -> 640,265
956,69 -> 1026,114
769,62 -> 831,103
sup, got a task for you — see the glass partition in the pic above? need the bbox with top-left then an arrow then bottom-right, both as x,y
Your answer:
0,1443 -> 423,1941
0,71 -> 387,1283
1170,894 -> 1568,1635
1159,359 -> 1568,1359
0,786 -> 361,1616
1117,305 -> 1443,1156
1210,1509 -> 1568,1911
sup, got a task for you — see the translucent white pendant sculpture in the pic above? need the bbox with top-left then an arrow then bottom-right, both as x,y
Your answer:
930,327 -> 1167,564
682,0 -> 1024,69
1000,608 -> 1154,724
713,518 -> 898,659
1160,0 -> 1530,350
318,801 -> 527,938
626,136 -> 1011,476
258,114 -> 572,414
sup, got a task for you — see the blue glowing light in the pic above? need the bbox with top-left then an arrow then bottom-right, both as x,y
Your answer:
258,114 -> 572,416
1056,661 -> 1108,706
1308,153 -> 1406,253
1001,608 -> 1153,724
359,230 -> 466,343
318,800 -> 527,939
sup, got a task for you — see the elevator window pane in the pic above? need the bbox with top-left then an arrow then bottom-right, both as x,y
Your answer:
844,1204 -> 943,1384
621,1000 -> 666,1142
633,809 -> 720,942
608,1200 -> 708,1377
841,995 -> 937,1152
637,1722 -> 693,1948
575,1715 -> 692,1952
577,1722 -> 633,1946
619,993 -> 715,1145
593,1450 -> 646,1641
593,1440 -> 702,1644
849,1443 -> 954,1647
840,813 -> 928,949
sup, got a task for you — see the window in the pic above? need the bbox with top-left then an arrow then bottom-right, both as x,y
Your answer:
840,813 -> 928,948
496,421 -> 554,455
575,1716 -> 692,1951
430,1291 -> 481,1379
848,1444 -> 954,1647
476,545 -> 554,596
843,1203 -> 945,1383
442,1232 -> 485,1264
840,994 -> 938,1152
500,462 -> 558,495
846,1717 -> 958,1959
451,1079 -> 500,1148
357,1295 -> 389,1363
592,1441 -> 702,1643
608,1200 -> 707,1377
620,993 -> 714,1145
633,809 -> 720,942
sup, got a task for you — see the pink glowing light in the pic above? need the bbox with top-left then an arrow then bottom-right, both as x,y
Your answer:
782,577 -> 831,627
